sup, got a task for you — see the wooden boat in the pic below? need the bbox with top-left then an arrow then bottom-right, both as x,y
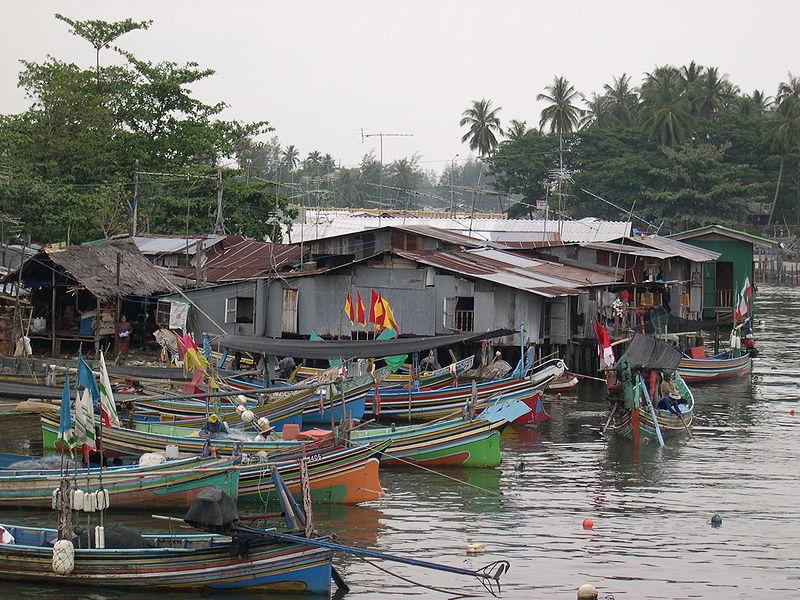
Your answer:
236,441 -> 389,504
365,358 -> 566,422
0,523 -> 333,594
40,416 -> 387,505
350,397 -> 530,467
0,456 -> 239,508
678,349 -> 752,383
606,333 -> 695,444
608,371 -> 694,443
132,370 -> 383,429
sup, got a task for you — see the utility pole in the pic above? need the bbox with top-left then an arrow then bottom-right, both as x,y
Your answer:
361,129 -> 413,206
450,153 -> 459,216
131,160 -> 140,237
214,168 -> 225,234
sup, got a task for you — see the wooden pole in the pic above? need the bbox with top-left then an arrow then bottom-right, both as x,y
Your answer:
50,269 -> 56,356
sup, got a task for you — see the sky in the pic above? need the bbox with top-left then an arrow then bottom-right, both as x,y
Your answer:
2,0 -> 800,172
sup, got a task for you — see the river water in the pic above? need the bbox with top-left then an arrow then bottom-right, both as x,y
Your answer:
0,284 -> 798,599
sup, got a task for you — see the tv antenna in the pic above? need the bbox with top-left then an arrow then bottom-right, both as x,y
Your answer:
360,129 -> 413,166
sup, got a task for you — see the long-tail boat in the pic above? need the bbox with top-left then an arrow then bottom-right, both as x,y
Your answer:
364,358 -> 566,422
350,397 -> 530,467
677,349 -> 752,383
0,456 -> 239,508
606,334 -> 695,445
0,523 -> 334,593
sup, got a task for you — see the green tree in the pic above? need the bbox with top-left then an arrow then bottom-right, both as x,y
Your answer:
767,96 -> 800,225
281,145 -> 300,172
505,119 -> 529,141
582,93 -> 615,129
459,98 -> 503,156
639,67 -> 690,147
603,73 -> 638,126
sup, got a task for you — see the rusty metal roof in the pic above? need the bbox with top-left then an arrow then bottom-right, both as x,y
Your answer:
625,235 -> 720,262
393,247 -> 617,298
201,239 -> 302,282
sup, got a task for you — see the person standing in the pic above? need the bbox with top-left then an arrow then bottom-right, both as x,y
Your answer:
116,315 -> 131,358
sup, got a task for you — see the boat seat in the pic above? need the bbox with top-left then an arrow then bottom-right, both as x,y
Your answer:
689,347 -> 706,359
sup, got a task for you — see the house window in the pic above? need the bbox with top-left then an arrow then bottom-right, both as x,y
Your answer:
444,296 -> 474,331
596,250 -> 610,266
282,289 -> 299,334
566,246 -> 578,260
225,297 -> 254,324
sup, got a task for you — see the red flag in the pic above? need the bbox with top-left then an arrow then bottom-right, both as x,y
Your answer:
344,292 -> 355,324
355,291 -> 366,326
368,290 -> 385,329
380,296 -> 399,333
593,319 -> 614,367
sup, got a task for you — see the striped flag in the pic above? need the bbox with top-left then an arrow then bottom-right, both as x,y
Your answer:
98,352 -> 121,428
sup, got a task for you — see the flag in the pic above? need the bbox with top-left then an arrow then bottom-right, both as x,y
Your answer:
344,292 -> 355,324
735,277 -> 752,320
368,290 -> 385,328
355,291 -> 366,326
381,297 -> 399,333
593,319 -> 615,367
77,355 -> 100,406
98,352 -> 121,428
57,375 -> 73,444
73,388 -> 96,461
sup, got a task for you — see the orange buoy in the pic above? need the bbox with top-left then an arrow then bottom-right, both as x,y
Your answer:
582,518 -> 593,530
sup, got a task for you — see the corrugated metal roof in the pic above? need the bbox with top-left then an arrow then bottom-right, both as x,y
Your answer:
133,235 -> 226,256
393,247 -> 613,298
583,241 -> 675,260
629,235 -> 720,262
201,240 -> 302,282
283,211 -> 631,245
669,225 -> 777,248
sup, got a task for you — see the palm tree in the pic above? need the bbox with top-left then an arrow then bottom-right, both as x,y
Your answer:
603,73 -> 638,126
582,93 -> 615,129
777,72 -> 800,106
679,61 -> 704,115
738,90 -> 772,117
695,66 -> 732,118
537,76 -> 584,137
767,98 -> 800,225
505,119 -> 529,141
639,68 -> 690,147
281,145 -> 300,171
460,99 -> 503,156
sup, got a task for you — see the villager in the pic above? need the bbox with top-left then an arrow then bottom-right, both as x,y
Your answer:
116,315 -> 131,357
658,391 -> 683,416
202,413 -> 229,435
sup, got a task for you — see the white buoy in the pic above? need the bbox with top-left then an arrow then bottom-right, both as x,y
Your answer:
577,584 -> 598,600
235,405 -> 246,415
94,525 -> 105,549
95,489 -> 110,511
84,491 -> 96,513
51,488 -> 60,510
71,489 -> 85,512
241,409 -> 255,423
256,417 -> 271,431
52,539 -> 75,575
235,394 -> 248,406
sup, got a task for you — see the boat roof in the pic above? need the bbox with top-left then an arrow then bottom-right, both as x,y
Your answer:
220,328 -> 515,359
617,333 -> 683,371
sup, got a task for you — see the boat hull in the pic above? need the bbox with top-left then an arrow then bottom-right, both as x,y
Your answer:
678,351 -> 752,383
0,525 -> 333,594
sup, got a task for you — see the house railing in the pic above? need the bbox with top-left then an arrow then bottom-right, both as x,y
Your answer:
716,288 -> 733,308
453,310 -> 474,332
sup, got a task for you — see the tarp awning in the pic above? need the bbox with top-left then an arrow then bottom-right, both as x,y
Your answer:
617,333 -> 682,371
219,329 -> 516,360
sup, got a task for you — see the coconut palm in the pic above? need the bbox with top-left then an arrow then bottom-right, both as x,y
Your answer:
281,145 -> 300,172
537,76 -> 584,137
777,72 -> 800,106
460,99 -> 503,156
767,98 -> 800,225
695,66 -> 732,118
639,68 -> 690,147
505,119 -> 529,141
603,73 -> 638,126
679,61 -> 704,115
738,90 -> 773,117
582,93 -> 616,129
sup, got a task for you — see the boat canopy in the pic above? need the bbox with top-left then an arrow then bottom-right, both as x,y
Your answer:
219,329 -> 515,360
617,333 -> 682,371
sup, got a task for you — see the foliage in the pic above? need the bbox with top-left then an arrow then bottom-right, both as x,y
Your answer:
460,99 -> 503,156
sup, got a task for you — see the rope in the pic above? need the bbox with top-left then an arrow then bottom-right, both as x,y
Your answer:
356,555 -> 485,598
377,452 -> 501,497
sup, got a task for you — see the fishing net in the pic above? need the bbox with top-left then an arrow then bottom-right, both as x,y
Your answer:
184,487 -> 240,530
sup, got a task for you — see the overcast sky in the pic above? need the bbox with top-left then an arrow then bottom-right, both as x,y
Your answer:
2,0 -> 799,172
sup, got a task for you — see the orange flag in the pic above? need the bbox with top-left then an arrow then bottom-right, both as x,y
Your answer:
355,291 -> 366,326
344,292 -> 355,324
380,296 -> 399,333
369,290 -> 385,329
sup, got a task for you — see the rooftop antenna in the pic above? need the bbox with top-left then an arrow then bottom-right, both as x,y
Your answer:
361,129 -> 413,208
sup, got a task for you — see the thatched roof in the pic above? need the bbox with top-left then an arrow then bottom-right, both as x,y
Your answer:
41,239 -> 178,299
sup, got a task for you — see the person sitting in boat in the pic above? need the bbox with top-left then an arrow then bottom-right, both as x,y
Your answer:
202,413 -> 229,435
657,390 -> 683,416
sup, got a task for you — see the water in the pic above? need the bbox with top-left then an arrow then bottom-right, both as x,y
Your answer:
1,284 -> 798,599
